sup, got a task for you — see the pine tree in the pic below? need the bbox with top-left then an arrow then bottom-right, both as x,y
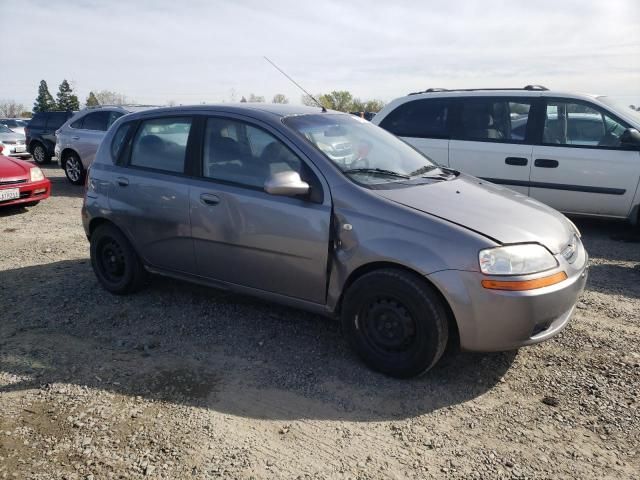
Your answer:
86,91 -> 100,107
33,80 -> 56,113
56,79 -> 80,111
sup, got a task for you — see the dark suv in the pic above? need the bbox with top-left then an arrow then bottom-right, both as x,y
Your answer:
25,111 -> 75,164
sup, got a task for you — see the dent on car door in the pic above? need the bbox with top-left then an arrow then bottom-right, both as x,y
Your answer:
448,97 -> 536,196
189,116 -> 332,304
529,100 -> 640,217
377,98 -> 451,165
110,116 -> 196,273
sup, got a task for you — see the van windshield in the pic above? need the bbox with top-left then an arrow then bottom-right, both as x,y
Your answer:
597,96 -> 640,125
284,114 -> 438,185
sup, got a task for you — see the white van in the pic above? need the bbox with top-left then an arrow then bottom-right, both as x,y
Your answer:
373,86 -> 640,224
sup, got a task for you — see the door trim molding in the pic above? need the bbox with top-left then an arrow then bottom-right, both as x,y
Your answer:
481,178 -> 626,195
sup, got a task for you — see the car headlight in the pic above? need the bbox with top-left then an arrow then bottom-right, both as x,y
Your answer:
479,244 -> 558,275
30,167 -> 45,182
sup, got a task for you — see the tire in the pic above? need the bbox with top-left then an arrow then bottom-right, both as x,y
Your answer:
341,269 -> 449,378
32,142 -> 51,165
24,201 -> 40,207
90,224 -> 147,295
63,152 -> 85,185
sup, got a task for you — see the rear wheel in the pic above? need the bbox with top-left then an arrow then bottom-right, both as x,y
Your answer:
90,224 -> 147,294
341,269 -> 449,378
63,152 -> 85,185
32,143 -> 51,165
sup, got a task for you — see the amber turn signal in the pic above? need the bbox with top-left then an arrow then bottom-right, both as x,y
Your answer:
481,271 -> 568,291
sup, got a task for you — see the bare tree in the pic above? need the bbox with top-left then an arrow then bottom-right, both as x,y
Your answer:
93,90 -> 132,106
272,94 -> 289,104
248,94 -> 265,103
0,99 -> 25,117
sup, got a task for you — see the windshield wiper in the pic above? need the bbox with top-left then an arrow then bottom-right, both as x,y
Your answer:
408,164 -> 438,176
342,168 -> 410,179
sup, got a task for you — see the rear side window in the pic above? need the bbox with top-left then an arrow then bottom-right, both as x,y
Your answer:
379,99 -> 450,138
111,122 -> 133,160
82,111 -> 110,131
129,117 -> 192,173
454,98 -> 533,142
46,112 -> 69,129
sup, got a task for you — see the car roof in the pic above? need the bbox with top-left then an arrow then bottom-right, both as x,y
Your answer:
140,103 -> 329,117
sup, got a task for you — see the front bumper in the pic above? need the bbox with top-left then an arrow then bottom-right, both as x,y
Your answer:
429,241 -> 588,352
0,178 -> 51,207
2,143 -> 30,158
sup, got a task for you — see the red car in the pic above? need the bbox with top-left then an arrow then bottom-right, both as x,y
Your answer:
0,146 -> 51,207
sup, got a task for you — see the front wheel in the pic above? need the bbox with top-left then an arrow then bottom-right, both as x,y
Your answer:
32,143 -> 51,165
341,269 -> 449,378
63,153 -> 85,185
90,224 -> 147,294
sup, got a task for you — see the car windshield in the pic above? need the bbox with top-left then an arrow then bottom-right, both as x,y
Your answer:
597,96 -> 640,125
284,113 -> 438,185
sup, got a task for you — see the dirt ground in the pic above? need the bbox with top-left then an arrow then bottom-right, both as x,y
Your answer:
1,164 -> 639,479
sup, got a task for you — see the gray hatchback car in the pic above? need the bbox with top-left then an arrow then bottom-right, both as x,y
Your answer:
82,104 -> 588,378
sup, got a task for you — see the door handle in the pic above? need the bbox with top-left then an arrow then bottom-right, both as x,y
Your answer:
72,136 -> 80,140
534,159 -> 559,168
116,177 -> 129,187
200,193 -> 220,206
505,157 -> 528,166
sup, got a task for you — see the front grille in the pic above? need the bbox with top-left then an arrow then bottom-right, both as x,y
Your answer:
0,179 -> 27,186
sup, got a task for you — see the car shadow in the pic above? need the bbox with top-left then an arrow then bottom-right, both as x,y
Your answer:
40,163 -> 85,199
586,263 -> 640,299
0,259 -> 515,421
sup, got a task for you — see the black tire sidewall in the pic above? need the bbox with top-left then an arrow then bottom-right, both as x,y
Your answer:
90,225 -> 141,294
32,143 -> 50,165
342,270 -> 448,378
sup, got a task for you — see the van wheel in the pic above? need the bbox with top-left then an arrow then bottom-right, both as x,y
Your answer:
32,143 -> 50,165
341,269 -> 449,378
90,224 -> 147,295
63,153 -> 85,185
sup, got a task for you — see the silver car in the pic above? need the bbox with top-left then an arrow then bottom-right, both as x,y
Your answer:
82,104 -> 588,378
56,105 -> 157,184
0,124 -> 28,158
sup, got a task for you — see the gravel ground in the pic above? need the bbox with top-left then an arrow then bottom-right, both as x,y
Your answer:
1,164 -> 639,479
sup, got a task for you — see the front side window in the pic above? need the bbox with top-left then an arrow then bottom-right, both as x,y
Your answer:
285,114 -> 440,187
544,101 -> 630,148
202,118 -> 302,188
108,111 -> 124,129
455,98 -> 533,142
129,117 -> 192,173
379,99 -> 449,138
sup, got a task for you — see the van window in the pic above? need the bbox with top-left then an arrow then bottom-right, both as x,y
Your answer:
45,112 -> 69,129
379,99 -> 449,138
129,117 -> 192,173
543,101 -> 629,148
29,114 -> 46,128
202,117 -> 302,188
455,99 -> 533,142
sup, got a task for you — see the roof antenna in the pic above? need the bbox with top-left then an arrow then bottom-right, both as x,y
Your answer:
264,56 -> 326,112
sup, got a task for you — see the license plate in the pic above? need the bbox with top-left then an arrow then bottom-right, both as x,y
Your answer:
14,145 -> 26,153
0,188 -> 19,202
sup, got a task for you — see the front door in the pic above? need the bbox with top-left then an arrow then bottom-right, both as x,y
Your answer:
448,97 -> 537,196
189,115 -> 332,304
530,99 -> 640,217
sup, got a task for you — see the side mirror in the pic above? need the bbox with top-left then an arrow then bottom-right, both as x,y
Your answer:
264,171 -> 310,197
620,128 -> 640,148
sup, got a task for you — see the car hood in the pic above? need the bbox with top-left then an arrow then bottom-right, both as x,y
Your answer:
374,173 -> 574,254
0,155 -> 31,179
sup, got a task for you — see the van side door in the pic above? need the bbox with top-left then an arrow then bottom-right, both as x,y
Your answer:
448,97 -> 537,196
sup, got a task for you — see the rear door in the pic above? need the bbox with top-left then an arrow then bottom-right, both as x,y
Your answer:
189,114 -> 332,304
377,98 -> 451,165
108,115 -> 196,273
530,98 -> 640,217
448,97 -> 537,195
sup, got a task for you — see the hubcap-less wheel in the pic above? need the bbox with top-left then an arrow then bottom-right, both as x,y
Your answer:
97,238 -> 126,283
360,297 -> 417,353
33,144 -> 46,164
65,156 -> 82,183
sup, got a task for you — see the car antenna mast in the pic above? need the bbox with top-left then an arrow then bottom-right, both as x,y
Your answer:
263,56 -> 327,112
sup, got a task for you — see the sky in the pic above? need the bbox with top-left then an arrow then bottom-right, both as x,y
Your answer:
2,0 -> 639,109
